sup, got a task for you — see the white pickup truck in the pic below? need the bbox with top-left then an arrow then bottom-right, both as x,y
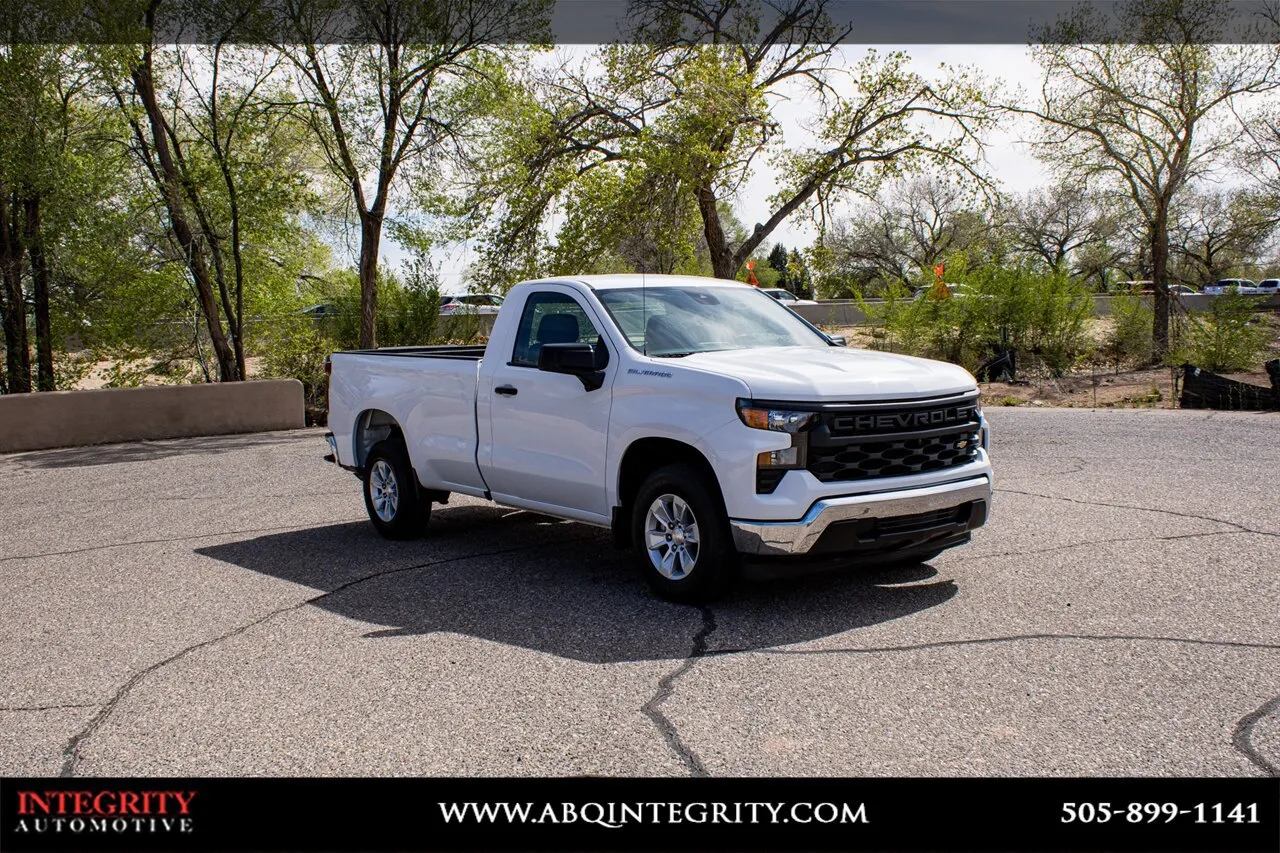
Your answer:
324,274 -> 992,602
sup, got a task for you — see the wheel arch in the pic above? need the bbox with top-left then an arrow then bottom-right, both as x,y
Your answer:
612,437 -> 725,549
352,409 -> 405,470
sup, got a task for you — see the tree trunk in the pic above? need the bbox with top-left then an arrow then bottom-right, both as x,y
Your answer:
24,196 -> 54,392
131,56 -> 239,382
358,213 -> 382,349
0,191 -> 31,394
1150,210 -> 1171,361
696,185 -> 735,280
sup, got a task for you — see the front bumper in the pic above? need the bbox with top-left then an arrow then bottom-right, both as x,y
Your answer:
729,475 -> 991,557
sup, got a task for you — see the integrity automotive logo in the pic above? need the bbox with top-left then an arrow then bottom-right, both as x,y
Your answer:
11,789 -> 196,836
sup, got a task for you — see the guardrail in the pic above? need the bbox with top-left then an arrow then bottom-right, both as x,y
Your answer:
0,379 -> 306,454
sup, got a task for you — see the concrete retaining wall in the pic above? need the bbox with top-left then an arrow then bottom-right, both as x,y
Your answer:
0,379 -> 305,454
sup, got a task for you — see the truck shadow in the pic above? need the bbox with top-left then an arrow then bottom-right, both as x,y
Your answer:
196,505 -> 958,664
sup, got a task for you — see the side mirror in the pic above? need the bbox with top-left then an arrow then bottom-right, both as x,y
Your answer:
538,342 -> 607,391
827,335 -> 848,347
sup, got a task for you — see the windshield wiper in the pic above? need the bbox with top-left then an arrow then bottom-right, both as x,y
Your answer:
651,351 -> 697,358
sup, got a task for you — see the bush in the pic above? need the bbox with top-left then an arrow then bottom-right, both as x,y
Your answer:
259,317 -> 331,425
860,266 -> 1094,375
1101,294 -> 1154,368
320,268 -> 444,349
1176,293 -> 1270,372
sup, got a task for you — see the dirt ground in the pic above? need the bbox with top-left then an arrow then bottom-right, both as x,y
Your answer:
975,366 -> 1271,409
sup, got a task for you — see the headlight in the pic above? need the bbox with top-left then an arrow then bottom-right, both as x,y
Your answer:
737,399 -> 817,494
736,399 -> 818,433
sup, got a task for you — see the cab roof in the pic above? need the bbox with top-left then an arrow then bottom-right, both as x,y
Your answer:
522,274 -> 748,291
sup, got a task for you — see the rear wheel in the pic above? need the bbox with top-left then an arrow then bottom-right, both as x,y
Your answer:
632,464 -> 737,603
363,439 -> 429,539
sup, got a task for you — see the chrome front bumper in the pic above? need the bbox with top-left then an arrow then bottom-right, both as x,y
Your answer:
729,475 -> 992,557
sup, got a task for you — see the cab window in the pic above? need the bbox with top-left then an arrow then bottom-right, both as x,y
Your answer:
511,292 -> 605,368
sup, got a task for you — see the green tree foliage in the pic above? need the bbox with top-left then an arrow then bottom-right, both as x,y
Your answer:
275,0 -> 550,348
1011,0 -> 1280,357
465,0 -> 996,291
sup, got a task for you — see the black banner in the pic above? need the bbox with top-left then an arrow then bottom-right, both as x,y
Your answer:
2,1 -> 1279,44
2,777 -> 1277,852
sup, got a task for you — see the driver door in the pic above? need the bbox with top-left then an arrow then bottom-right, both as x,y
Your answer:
478,288 -> 615,521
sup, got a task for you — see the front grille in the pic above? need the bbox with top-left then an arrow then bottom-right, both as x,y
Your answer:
804,394 -> 981,483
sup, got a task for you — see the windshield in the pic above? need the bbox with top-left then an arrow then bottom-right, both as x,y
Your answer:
596,286 -> 829,357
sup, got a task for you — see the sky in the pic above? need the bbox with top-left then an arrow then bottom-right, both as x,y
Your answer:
421,44 -> 1049,293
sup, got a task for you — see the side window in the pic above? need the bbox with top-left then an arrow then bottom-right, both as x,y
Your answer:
511,292 -> 605,367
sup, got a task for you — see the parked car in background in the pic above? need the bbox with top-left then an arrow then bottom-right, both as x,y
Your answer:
1257,279 -> 1279,296
440,293 -> 505,315
1204,279 -> 1258,295
300,303 -> 340,319
761,288 -> 818,306
1123,282 -> 1197,296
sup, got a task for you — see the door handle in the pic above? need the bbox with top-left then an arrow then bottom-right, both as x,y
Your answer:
495,385 -> 518,397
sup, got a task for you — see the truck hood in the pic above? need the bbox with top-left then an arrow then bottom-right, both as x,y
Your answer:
678,346 -> 978,401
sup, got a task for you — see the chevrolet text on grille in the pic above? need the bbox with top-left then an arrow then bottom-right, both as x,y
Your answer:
833,405 -> 977,433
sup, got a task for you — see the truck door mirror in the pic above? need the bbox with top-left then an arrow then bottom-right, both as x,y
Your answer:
827,335 -> 848,347
538,343 -> 607,391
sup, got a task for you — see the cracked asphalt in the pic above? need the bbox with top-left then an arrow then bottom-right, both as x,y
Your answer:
1,408 -> 1277,778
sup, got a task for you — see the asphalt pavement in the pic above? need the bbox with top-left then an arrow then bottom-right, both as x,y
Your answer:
1,408 -> 1277,777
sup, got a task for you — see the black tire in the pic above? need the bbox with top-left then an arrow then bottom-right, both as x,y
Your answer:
631,463 -> 737,604
362,439 -> 429,539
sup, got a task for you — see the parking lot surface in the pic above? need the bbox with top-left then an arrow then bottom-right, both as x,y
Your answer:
1,408 -> 1277,777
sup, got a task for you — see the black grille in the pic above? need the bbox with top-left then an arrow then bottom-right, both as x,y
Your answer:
756,469 -> 787,494
805,395 -> 981,483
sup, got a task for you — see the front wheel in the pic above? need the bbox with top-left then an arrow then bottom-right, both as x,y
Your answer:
363,439 -> 429,539
632,464 -> 737,603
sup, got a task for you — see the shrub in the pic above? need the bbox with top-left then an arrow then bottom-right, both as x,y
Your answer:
859,266 -> 1094,375
1177,293 -> 1270,372
1101,293 -> 1154,368
259,317 -> 331,425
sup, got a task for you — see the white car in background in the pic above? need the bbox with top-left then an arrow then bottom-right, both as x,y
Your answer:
440,293 -> 505,315
1204,279 -> 1258,295
761,288 -> 818,306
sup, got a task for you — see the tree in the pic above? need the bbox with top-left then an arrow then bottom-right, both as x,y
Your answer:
467,0 -> 996,289
786,247 -> 812,297
277,0 -> 547,348
821,176 -> 996,294
0,41 -> 110,392
1170,187 -> 1280,283
767,241 -> 790,291
1009,0 -> 1280,357
101,8 -> 241,380
1003,182 -> 1122,285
